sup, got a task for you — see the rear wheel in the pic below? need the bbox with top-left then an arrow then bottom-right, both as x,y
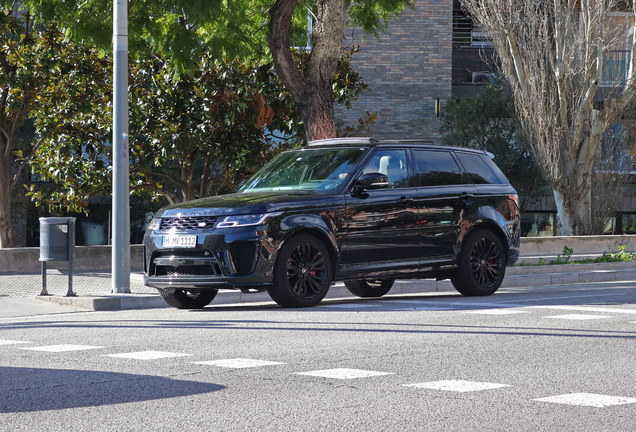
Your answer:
268,234 -> 333,308
344,279 -> 395,298
451,229 -> 506,296
158,288 -> 217,309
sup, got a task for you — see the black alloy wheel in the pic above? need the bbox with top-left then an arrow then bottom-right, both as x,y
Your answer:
158,288 -> 218,309
451,229 -> 506,296
269,234 -> 332,307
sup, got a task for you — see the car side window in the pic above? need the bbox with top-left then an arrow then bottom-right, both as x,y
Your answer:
362,149 -> 409,188
455,152 -> 501,185
413,150 -> 464,186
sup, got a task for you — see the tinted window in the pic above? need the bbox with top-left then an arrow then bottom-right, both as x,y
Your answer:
362,149 -> 409,188
456,152 -> 501,184
480,154 -> 510,184
413,150 -> 464,186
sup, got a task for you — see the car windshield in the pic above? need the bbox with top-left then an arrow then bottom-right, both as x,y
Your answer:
239,147 -> 369,193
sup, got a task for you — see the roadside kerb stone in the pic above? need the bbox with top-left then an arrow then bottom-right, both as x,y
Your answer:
21,261 -> 636,312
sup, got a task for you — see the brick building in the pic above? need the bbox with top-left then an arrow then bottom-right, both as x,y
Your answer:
336,0 -> 453,141
336,0 -> 636,236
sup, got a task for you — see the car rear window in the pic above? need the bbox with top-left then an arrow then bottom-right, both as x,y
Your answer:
455,152 -> 501,185
413,150 -> 465,186
479,154 -> 510,184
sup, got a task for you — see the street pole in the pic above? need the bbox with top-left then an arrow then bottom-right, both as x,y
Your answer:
112,0 -> 131,293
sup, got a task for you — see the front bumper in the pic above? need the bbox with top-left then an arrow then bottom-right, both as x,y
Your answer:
143,226 -> 279,291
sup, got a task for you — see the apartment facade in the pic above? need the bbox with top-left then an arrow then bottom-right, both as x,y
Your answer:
336,0 -> 636,236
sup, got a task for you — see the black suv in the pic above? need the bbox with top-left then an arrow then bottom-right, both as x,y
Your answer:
143,138 -> 520,308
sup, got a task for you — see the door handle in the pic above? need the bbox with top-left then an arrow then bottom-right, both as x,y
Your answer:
461,192 -> 474,200
398,196 -> 413,204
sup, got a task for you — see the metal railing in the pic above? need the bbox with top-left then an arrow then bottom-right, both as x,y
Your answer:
602,50 -> 630,86
452,46 -> 499,85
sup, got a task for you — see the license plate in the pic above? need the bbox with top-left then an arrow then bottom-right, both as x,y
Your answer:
162,235 -> 197,248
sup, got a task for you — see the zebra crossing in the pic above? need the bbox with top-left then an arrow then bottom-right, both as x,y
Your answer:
2,334 -> 635,409
3,300 -> 636,411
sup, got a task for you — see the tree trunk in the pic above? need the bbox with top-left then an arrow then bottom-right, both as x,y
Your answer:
553,153 -> 595,236
0,151 -> 15,248
269,0 -> 345,141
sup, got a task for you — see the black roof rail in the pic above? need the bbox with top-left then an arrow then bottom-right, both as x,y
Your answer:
307,137 -> 379,147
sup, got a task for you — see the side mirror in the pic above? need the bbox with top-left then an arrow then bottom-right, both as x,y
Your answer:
354,173 -> 389,192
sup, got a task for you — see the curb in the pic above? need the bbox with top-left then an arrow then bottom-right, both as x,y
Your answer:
35,262 -> 636,311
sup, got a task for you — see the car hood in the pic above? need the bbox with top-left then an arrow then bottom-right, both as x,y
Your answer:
157,191 -> 337,218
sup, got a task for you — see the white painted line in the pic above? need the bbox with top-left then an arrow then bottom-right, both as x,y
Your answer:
294,368 -> 394,380
21,344 -> 104,352
533,393 -> 636,407
0,340 -> 30,345
463,309 -> 528,315
324,304 -> 377,309
390,307 -> 451,311
404,380 -> 512,392
498,292 -> 630,304
103,351 -> 192,360
543,314 -> 612,320
530,305 -> 636,315
193,358 -> 285,368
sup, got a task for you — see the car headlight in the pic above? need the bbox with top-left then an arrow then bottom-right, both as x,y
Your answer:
216,212 -> 282,228
147,217 -> 161,231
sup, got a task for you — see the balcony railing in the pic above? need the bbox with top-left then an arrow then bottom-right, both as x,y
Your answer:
452,46 -> 498,85
602,50 -> 630,86
453,48 -> 631,86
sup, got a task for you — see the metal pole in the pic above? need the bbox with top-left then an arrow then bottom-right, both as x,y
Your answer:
66,219 -> 76,297
40,261 -> 49,296
112,0 -> 131,293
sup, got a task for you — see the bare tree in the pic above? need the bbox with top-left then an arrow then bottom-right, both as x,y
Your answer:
460,0 -> 636,235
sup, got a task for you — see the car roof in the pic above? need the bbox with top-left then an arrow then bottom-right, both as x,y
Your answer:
306,137 -> 493,158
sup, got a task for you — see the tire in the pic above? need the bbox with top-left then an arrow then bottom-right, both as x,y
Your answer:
451,229 -> 506,296
158,288 -> 217,309
344,279 -> 395,298
268,234 -> 333,308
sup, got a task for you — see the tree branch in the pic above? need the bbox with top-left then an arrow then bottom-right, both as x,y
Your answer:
131,183 -> 177,205
268,0 -> 307,99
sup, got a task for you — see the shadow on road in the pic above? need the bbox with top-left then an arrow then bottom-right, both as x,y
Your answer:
0,367 -> 223,413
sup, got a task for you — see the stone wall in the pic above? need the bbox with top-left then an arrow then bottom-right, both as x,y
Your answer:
336,0 -> 453,141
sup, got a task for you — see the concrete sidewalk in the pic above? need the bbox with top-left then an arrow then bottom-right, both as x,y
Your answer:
1,260 -> 635,318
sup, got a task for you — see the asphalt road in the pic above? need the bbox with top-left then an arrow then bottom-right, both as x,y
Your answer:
1,281 -> 636,431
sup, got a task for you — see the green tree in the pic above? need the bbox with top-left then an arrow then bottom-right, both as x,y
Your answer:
28,50 -> 369,210
8,0 -> 411,141
0,10 -> 109,247
440,83 -> 545,212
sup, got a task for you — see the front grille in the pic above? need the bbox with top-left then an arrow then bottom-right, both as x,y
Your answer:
158,216 -> 220,232
151,250 -> 223,277
156,266 -> 221,277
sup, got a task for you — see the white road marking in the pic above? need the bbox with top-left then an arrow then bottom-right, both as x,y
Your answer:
530,305 -> 636,314
323,304 -> 377,309
404,380 -> 512,392
103,351 -> 192,360
390,307 -> 451,311
21,344 -> 104,352
533,393 -> 636,408
0,340 -> 30,345
294,368 -> 394,380
543,314 -> 612,320
463,309 -> 528,315
193,358 -> 285,368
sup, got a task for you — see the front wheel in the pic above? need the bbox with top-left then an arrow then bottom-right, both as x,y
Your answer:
344,279 -> 395,298
158,288 -> 217,309
268,234 -> 333,308
451,229 -> 506,296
